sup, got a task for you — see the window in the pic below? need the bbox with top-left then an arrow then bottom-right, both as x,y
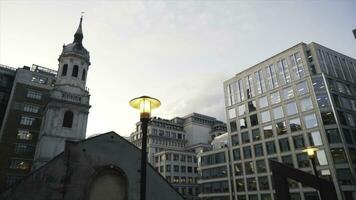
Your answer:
271,92 -> 281,104
278,59 -> 291,85
230,121 -> 237,132
181,166 -> 186,173
321,111 -> 336,125
231,134 -> 239,146
241,132 -> 250,143
243,146 -> 252,159
26,90 -> 42,100
9,159 -> 30,170
234,163 -> 243,176
316,94 -> 330,108
331,148 -> 347,164
343,129 -> 353,144
187,166 -> 193,173
336,169 -> 354,185
255,70 -> 266,94
23,104 -> 39,113
31,76 -> 47,84
166,165 -> 171,172
252,128 -> 260,141
246,75 -> 255,98
273,106 -> 284,119
173,154 -> 179,161
236,179 -> 245,192
20,116 -> 35,126
263,125 -> 273,138
259,96 -> 268,108
304,192 -> 320,200
226,82 -> 236,106
238,104 -> 246,116
16,130 -> 33,140
261,111 -> 271,123
345,113 -> 355,126
296,81 -> 309,95
286,102 -> 298,116
82,69 -> 86,81
245,161 -> 255,174
254,144 -> 264,157
247,178 -> 257,191
14,143 -> 33,155
276,121 -> 287,135
326,129 -> 341,144
289,118 -> 302,132
250,114 -> 259,126
338,111 -> 347,125
266,141 -> 276,155
256,159 -> 266,173
308,131 -> 323,146
248,100 -> 257,112
279,138 -> 290,152
233,148 -> 241,160
304,114 -> 318,129
258,176 -> 269,190
228,108 -> 236,119
300,97 -> 313,112
249,195 -> 258,200
293,135 -> 305,149
312,77 -> 325,91
240,118 -> 247,129
62,64 -> 68,76
62,110 -> 74,128
174,165 -> 179,172
316,150 -> 328,166
282,155 -> 293,167
282,87 -> 294,100
72,65 -> 79,77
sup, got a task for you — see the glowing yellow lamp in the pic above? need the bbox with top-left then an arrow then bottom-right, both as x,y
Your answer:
129,96 -> 161,119
303,147 -> 318,159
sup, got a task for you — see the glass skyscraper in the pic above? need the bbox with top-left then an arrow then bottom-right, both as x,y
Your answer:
198,42 -> 356,200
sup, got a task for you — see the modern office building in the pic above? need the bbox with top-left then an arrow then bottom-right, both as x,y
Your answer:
130,113 -> 227,200
0,17 -> 91,192
198,133 -> 233,200
0,64 -> 57,192
0,65 -> 16,128
198,42 -> 356,200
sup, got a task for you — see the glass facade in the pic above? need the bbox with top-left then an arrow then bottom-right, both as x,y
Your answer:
220,43 -> 356,200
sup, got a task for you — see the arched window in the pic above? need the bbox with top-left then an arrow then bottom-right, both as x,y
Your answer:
88,167 -> 128,200
62,111 -> 74,128
82,69 -> 86,81
62,64 -> 68,76
72,65 -> 79,77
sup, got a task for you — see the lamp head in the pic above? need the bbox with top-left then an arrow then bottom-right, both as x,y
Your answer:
303,147 -> 318,159
129,96 -> 161,119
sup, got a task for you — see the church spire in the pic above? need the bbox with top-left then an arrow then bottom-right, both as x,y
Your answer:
74,16 -> 83,44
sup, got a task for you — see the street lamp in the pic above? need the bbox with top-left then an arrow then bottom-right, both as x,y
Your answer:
303,147 -> 319,177
303,147 -> 324,200
130,96 -> 161,200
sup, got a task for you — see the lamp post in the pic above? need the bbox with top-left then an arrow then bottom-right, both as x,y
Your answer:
303,147 -> 324,200
130,96 -> 161,200
303,147 -> 319,177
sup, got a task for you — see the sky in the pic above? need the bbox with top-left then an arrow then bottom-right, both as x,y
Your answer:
0,0 -> 355,137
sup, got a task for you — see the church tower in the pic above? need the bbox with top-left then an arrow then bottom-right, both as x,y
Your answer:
33,17 -> 91,169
